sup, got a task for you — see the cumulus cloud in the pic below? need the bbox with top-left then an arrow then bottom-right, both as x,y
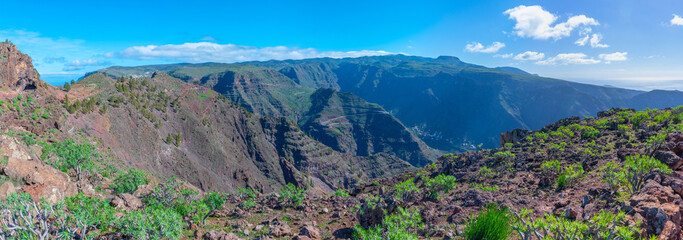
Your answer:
464,42 -> 505,53
513,51 -> 545,61
114,42 -> 394,63
672,14 -> 683,26
494,53 -> 513,58
599,52 -> 628,63
63,59 -> 111,71
589,34 -> 609,48
576,33 -> 608,48
575,35 -> 590,46
504,5 -> 599,40
536,53 -> 600,65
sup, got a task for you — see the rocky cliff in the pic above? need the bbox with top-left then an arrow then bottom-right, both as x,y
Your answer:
0,41 -> 43,91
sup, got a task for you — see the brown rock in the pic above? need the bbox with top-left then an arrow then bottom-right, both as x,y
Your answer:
0,181 -> 16,200
299,223 -> 321,239
0,135 -> 76,203
658,221 -> 681,240
654,150 -> 683,170
269,220 -> 292,237
111,193 -> 143,211
203,230 -> 241,240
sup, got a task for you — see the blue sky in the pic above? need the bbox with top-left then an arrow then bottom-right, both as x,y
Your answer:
3,0 -> 683,90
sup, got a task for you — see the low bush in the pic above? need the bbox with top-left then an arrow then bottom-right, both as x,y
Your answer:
279,183 -> 306,207
393,178 -> 420,202
557,164 -> 584,189
111,169 -> 149,194
353,206 -> 423,240
464,203 -> 513,240
425,174 -> 456,199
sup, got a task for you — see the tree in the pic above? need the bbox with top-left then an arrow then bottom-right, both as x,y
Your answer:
201,191 -> 226,224
63,82 -> 71,91
70,79 -> 75,85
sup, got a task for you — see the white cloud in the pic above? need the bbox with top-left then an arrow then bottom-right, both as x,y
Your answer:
0,29 -> 106,74
575,35 -> 589,46
536,53 -> 600,65
513,51 -> 545,61
63,59 -> 111,71
504,5 -> 599,40
671,14 -> 683,26
494,53 -> 513,58
599,52 -> 628,63
589,34 -> 609,48
464,41 -> 505,53
115,42 -> 394,63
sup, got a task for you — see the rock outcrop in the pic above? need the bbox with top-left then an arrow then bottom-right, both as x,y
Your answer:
0,135 -> 77,203
0,41 -> 42,91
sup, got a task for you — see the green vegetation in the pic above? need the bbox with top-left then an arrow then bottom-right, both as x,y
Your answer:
557,164 -> 584,189
333,189 -> 351,197
353,207 -> 424,240
111,169 -> 149,194
41,140 -> 96,181
393,178 -> 420,202
464,203 -> 513,240
601,155 -> 672,197
238,187 -> 258,209
279,183 -> 306,207
512,209 -> 638,240
470,182 -> 500,192
491,151 -> 515,159
118,207 -> 183,239
424,174 -> 456,199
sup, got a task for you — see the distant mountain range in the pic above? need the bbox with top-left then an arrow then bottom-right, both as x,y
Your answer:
90,55 -> 683,151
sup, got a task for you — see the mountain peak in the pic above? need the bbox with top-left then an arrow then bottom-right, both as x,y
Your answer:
0,41 -> 43,91
434,56 -> 463,64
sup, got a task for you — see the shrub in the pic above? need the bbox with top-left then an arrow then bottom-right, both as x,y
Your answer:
334,189 -> 351,197
0,193 -> 71,239
353,206 -> 423,240
549,142 -> 567,152
534,132 -> 548,140
111,169 -> 149,194
557,164 -> 584,189
118,207 -> 183,240
279,183 -> 306,207
41,140 -> 96,181
64,193 -> 117,238
464,203 -> 513,240
623,155 -> 672,194
492,151 -> 515,159
425,174 -> 456,199
393,178 -> 420,202
630,111 -> 649,128
512,209 -> 638,240
581,126 -> 600,139
201,191 -> 226,224
540,160 -> 561,186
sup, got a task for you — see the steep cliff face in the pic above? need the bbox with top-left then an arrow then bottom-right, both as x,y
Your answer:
0,42 -> 43,91
300,88 -> 439,167
66,73 -> 412,193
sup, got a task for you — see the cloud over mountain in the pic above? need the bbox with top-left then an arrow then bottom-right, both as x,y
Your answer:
537,53 -> 600,65
115,42 -> 394,63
